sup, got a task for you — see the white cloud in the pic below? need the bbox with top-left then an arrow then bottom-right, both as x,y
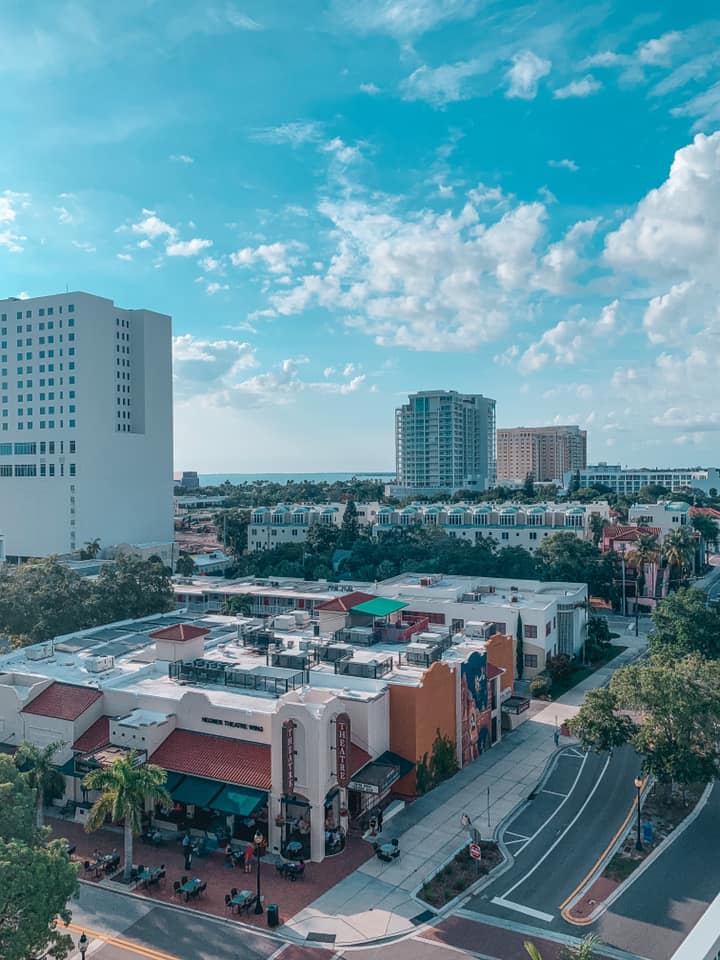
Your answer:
519,300 -> 619,372
532,217 -> 600,293
230,241 -> 301,274
401,58 -> 488,106
548,158 -> 579,172
672,82 -> 720,132
170,154 -> 194,163
505,51 -> 551,100
166,237 -> 213,257
200,255 -> 222,272
252,121 -> 323,147
117,252 -> 133,261
54,205 -> 75,224
333,0 -> 480,38
637,31 -> 682,66
553,75 -> 601,99
359,82 -> 380,95
582,31 -> 683,80
131,210 -> 177,241
322,137 -> 362,165
71,240 -> 96,253
205,282 -> 230,295
652,408 -> 720,431
173,334 -> 257,402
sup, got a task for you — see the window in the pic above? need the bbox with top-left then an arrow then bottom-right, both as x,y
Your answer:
14,464 -> 37,477
14,442 -> 36,455
501,531 -> 509,540
546,621 -> 552,637
524,654 -> 538,668
529,531 -> 537,540
494,621 -> 506,634
68,304 -> 75,312
524,624 -> 538,639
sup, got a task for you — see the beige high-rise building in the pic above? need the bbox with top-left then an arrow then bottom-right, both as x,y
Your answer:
496,425 -> 587,484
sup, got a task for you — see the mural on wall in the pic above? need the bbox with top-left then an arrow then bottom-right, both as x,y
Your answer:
460,650 -> 492,765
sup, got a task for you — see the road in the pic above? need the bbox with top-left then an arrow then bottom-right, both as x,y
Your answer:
466,745 -> 641,930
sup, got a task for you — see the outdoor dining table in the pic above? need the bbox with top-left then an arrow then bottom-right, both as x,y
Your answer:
376,842 -> 400,862
230,890 -> 254,913
180,877 -> 203,901
136,867 -> 159,887
285,841 -> 303,858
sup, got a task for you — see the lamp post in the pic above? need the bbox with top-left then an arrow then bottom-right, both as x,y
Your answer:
253,830 -> 265,915
78,932 -> 88,960
634,777 -> 643,851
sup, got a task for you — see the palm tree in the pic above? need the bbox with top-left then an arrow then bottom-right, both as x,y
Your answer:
82,538 -> 102,560
662,527 -> 695,586
589,513 -> 606,547
16,741 -> 66,827
629,532 -> 658,597
525,934 -> 601,959
83,753 -> 171,880
174,552 -> 197,577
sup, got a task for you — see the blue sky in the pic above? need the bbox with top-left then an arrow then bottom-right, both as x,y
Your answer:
2,0 -> 720,473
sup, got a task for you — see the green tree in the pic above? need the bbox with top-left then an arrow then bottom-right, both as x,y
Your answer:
174,552 -> 197,577
80,538 -> 102,560
570,470 -> 581,493
525,934 -> 601,959
0,558 -> 93,644
0,755 -> 78,960
692,513 -> 720,563
516,613 -> 524,679
611,656 -> 720,787
91,555 -> 174,623
567,688 -> 636,753
215,508 -> 250,556
83,754 -> 171,881
223,593 -> 254,617
305,521 -> 341,555
340,500 -> 360,547
585,616 -> 611,660
629,532 -> 658,598
522,473 -> 535,498
649,587 -> 720,660
662,526 -> 695,585
428,729 -> 457,785
588,513 -> 606,547
16,741 -> 66,827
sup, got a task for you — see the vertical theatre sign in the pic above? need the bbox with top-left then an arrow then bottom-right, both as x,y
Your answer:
282,719 -> 296,794
336,712 -> 351,787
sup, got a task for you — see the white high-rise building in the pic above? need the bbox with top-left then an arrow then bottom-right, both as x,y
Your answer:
0,291 -> 173,559
392,390 -> 496,498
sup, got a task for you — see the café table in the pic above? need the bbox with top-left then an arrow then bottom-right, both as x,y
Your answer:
180,877 -> 203,901
230,889 -> 254,913
376,842 -> 399,862
285,840 -> 303,859
136,867 -> 159,887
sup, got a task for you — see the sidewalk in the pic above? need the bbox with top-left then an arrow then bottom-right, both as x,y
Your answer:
281,628 -> 648,947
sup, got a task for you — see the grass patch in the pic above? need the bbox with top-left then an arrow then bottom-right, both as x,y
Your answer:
604,853 -> 640,883
418,842 -> 503,908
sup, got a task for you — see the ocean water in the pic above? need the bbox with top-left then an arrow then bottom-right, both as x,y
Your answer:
199,472 -> 395,486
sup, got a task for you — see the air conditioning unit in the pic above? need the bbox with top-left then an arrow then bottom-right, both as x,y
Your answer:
26,641 -> 54,661
86,655 -> 115,673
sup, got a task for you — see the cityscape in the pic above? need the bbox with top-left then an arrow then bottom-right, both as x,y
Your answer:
1,4 -> 720,960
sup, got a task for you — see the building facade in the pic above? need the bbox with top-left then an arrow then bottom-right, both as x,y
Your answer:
497,425 -> 587,483
0,292 -> 173,559
393,391 -> 496,498
565,464 -> 720,496
247,502 -> 381,552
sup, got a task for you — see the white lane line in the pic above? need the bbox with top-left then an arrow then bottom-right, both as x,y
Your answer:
520,751 -> 588,847
564,748 -> 585,759
504,831 -> 530,840
541,789 -> 568,798
504,838 -> 528,848
501,752 -> 612,900
491,897 -> 554,923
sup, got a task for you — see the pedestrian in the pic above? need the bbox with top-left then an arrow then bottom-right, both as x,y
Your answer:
377,807 -> 383,833
553,728 -> 560,748
244,843 -> 253,874
225,841 -> 234,868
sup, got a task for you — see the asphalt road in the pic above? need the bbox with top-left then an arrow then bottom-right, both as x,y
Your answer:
596,782 -> 720,960
466,745 -> 641,929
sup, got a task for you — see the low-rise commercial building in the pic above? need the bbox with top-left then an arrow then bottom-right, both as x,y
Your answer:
565,464 -> 720,496
247,502 -> 381,552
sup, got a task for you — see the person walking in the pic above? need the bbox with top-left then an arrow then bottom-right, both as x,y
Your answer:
377,807 -> 384,834
243,842 -> 253,874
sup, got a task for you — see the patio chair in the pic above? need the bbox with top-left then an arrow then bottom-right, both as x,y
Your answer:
172,881 -> 181,899
224,894 -> 233,913
181,875 -> 188,886
83,860 -> 92,876
197,881 -> 207,897
230,886 -> 238,897
130,867 -> 138,881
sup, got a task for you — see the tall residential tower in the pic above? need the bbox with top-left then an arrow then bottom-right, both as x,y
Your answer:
0,292 -> 173,559
496,425 -> 587,484
393,390 -> 496,498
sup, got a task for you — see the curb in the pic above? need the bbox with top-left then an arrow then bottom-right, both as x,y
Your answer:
562,780 -> 713,925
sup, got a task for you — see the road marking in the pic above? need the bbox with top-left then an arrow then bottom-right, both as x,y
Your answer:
501,753 -> 611,900
504,838 -> 528,848
504,831 -> 530,840
490,897 -> 554,923
512,751 -> 588,849
66,922 -> 181,960
541,789 -> 568,798
564,748 -> 585,759
559,776 -> 648,919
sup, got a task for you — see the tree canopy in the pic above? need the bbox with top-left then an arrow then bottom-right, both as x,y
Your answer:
649,587 -> 720,660
0,555 -> 174,646
0,756 -> 78,960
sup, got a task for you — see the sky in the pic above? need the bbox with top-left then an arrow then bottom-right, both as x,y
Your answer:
1,0 -> 719,473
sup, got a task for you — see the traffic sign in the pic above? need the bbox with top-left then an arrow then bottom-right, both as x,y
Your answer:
469,842 -> 482,860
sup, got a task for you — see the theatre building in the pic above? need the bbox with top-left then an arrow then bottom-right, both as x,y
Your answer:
0,609 -> 514,862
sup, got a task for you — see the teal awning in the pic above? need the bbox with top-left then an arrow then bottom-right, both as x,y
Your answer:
350,597 -> 408,617
164,771 -> 185,793
212,784 -> 266,817
170,775 -> 222,808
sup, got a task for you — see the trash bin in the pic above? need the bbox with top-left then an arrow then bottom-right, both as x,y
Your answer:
267,903 -> 279,928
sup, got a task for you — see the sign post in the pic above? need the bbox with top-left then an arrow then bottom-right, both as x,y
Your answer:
336,713 -> 351,788
282,719 -> 296,794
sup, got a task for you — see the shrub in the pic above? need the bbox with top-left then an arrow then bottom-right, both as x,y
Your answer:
530,675 -> 550,698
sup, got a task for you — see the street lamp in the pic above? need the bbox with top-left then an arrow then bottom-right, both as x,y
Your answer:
253,830 -> 265,915
78,932 -> 88,960
634,777 -> 643,851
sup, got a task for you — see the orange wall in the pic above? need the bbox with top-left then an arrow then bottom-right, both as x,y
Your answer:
389,660 -> 457,795
487,633 -> 514,689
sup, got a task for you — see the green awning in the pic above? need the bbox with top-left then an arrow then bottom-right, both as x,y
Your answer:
164,771 -> 185,793
170,775 -> 222,808
350,597 -> 408,617
212,785 -> 266,817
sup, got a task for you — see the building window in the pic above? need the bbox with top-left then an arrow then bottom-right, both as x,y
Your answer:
524,654 -> 538,668
546,621 -> 552,637
524,624 -> 538,638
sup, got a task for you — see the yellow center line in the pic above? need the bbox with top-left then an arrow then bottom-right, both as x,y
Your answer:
66,921 -> 182,960
559,776 -> 648,921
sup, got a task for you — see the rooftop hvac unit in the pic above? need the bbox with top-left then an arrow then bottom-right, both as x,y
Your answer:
86,655 -> 116,673
26,641 -> 54,661
293,610 -> 311,625
274,614 -> 295,631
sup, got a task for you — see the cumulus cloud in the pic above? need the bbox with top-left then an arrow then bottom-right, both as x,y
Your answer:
401,59 -> 488,106
519,300 -> 619,372
131,210 -> 177,241
173,334 -> 258,402
553,75 -> 601,99
333,0 -> 481,38
251,121 -> 323,147
359,82 -> 380,95
532,217 -> 601,294
170,154 -> 194,163
505,51 -> 551,100
166,237 -> 213,257
548,158 -> 579,172
230,241 -> 301,275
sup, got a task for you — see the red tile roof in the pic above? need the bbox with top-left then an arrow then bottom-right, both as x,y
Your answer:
604,524 -> 661,541
349,742 -> 372,776
316,591 -> 376,613
150,729 -> 271,790
691,507 -> 720,519
22,682 -> 102,721
148,623 -> 210,642
73,716 -> 111,754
